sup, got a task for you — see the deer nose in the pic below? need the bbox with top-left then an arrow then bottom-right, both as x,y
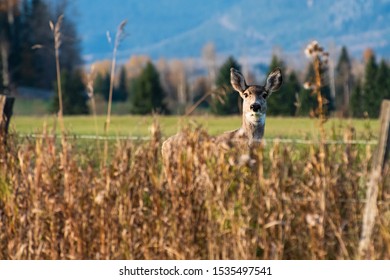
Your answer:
250,103 -> 261,112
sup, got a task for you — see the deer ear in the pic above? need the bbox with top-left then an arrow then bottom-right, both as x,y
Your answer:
264,68 -> 282,97
230,68 -> 247,94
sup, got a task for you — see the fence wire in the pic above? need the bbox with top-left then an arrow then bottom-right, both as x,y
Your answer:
15,133 -> 378,145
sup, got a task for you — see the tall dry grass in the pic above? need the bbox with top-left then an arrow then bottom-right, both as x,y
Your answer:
1,23 -> 389,261
0,124 -> 389,260
103,20 -> 127,166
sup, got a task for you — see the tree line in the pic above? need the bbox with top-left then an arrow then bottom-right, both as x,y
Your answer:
0,0 -> 88,114
1,1 -> 389,117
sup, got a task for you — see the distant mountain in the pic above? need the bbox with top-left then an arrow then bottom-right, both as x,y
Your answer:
73,0 -> 390,64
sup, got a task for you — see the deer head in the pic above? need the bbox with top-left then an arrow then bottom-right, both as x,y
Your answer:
162,67 -> 283,170
230,67 -> 283,144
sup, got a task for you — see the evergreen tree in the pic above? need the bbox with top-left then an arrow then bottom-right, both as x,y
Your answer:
299,91 -> 317,117
299,62 -> 334,116
0,0 -> 21,92
114,66 -> 128,102
51,69 -> 89,115
335,46 -> 353,116
299,63 -> 318,116
362,53 -> 379,118
18,0 -> 36,87
50,1 -> 83,73
350,80 -> 364,118
376,59 -> 390,101
130,62 -> 166,114
266,55 -> 285,115
212,56 -> 241,115
266,55 -> 298,116
58,16 -> 83,73
14,0 -> 82,91
283,71 -> 301,116
30,0 -> 55,89
94,72 -> 110,100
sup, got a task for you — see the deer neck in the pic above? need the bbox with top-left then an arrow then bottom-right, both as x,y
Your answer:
242,113 -> 266,146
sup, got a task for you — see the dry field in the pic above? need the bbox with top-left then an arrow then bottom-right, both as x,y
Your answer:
0,122 -> 389,260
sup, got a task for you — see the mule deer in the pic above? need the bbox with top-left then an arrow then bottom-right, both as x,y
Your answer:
162,67 -> 282,164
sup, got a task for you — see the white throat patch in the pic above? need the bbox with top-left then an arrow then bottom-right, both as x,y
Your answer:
245,112 -> 266,126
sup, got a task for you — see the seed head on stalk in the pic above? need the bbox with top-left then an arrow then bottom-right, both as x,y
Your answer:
103,19 -> 127,167
304,40 -> 330,138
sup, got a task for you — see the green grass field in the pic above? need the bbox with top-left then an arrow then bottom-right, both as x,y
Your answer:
10,114 -> 380,140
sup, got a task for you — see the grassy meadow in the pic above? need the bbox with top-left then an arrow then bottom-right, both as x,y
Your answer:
11,114 -> 380,140
1,113 -> 389,260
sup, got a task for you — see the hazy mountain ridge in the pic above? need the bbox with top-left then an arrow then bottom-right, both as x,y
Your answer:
74,0 -> 390,63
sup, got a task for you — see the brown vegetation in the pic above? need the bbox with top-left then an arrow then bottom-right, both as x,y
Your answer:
0,123 -> 389,260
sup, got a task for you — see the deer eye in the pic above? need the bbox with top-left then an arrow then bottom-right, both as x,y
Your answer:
243,92 -> 249,98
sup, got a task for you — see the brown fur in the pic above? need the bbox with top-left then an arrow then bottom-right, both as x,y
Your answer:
162,67 -> 282,166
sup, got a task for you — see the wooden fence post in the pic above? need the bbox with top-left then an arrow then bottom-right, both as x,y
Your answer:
373,100 -> 390,171
0,94 -> 15,136
358,100 -> 390,259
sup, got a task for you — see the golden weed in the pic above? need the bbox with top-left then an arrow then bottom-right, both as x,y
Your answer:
0,125 -> 389,260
